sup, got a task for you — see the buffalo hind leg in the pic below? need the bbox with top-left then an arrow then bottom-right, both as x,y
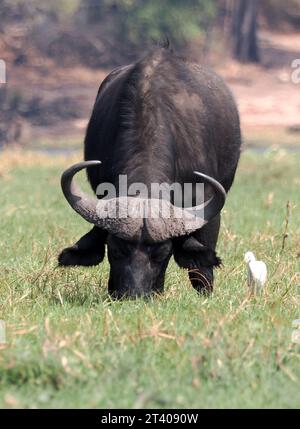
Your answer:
58,226 -> 107,267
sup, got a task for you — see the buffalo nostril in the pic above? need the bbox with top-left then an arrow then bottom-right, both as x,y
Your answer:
109,287 -> 152,300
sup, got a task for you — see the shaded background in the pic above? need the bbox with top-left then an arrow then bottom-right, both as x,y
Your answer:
0,0 -> 300,151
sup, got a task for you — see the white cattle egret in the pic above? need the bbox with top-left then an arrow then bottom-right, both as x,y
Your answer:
244,251 -> 267,293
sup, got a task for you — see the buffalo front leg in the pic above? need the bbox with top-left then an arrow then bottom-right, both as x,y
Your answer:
189,214 -> 221,294
188,267 -> 214,295
173,215 -> 221,295
58,226 -> 107,267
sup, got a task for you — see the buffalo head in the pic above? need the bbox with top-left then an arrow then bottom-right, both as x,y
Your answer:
60,161 -> 226,298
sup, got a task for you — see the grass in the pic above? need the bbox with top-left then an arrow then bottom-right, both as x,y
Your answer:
0,147 -> 300,409
243,125 -> 300,150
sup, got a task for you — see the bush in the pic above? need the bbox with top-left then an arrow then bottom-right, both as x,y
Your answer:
260,0 -> 300,29
79,0 -> 217,49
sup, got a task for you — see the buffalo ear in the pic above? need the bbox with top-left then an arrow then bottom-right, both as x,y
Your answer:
182,236 -> 205,252
173,236 -> 221,269
58,227 -> 107,267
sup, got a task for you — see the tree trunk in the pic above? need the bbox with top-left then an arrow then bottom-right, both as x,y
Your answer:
231,0 -> 259,63
82,0 -> 103,24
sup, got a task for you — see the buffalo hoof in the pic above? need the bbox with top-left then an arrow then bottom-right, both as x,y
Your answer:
188,267 -> 213,295
58,246 -> 103,267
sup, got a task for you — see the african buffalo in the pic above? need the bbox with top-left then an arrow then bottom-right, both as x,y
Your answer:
58,47 -> 241,298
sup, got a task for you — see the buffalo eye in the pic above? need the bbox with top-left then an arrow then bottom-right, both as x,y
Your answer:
149,242 -> 172,263
108,236 -> 133,259
109,246 -> 129,260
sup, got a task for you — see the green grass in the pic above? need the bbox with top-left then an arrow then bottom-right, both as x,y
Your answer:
0,148 -> 300,409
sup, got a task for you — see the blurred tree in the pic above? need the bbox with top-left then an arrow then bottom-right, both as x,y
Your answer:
230,0 -> 259,63
80,0 -> 217,49
84,0 -> 104,24
261,0 -> 300,29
